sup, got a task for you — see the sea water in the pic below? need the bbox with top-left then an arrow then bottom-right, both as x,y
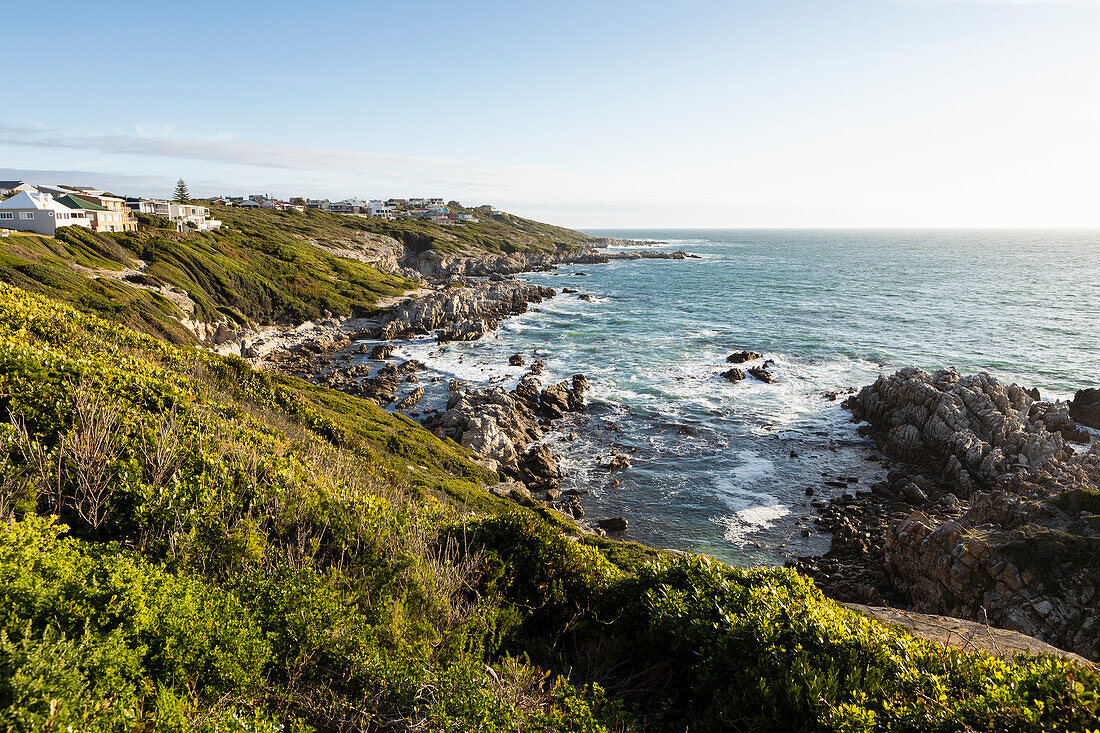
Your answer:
362,229 -> 1100,566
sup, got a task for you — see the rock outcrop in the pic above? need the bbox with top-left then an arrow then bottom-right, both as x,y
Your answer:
424,374 -> 590,491
377,279 -> 555,341
796,367 -> 1100,660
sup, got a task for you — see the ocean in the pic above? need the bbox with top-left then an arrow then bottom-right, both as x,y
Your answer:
364,229 -> 1100,566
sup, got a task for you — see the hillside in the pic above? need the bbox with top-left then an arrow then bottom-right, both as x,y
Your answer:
213,203 -> 596,257
0,220 -> 1095,730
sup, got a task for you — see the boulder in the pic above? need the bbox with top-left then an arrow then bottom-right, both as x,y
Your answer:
597,517 -> 628,533
1070,388 -> 1100,429
509,352 -> 525,366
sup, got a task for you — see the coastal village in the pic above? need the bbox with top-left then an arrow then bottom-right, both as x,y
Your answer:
0,179 -> 494,237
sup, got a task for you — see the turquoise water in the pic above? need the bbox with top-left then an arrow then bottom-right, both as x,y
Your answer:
370,230 -> 1100,565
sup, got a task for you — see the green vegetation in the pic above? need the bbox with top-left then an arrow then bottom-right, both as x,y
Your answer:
213,202 -> 594,257
0,205 -> 1095,730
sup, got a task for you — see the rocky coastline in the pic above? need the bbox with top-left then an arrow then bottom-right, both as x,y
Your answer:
216,241 -> 680,533
791,367 -> 1100,661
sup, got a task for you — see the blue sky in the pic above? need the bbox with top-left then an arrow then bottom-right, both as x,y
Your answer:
2,0 -> 1098,227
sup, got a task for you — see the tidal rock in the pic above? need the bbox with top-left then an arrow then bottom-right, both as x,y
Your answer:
509,352 -> 525,366
360,376 -> 402,405
721,368 -> 745,383
379,280 -> 555,341
748,366 -> 775,383
518,445 -> 562,491
727,350 -> 764,364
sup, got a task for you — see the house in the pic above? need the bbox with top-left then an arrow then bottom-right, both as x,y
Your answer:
0,191 -> 92,235
68,191 -> 137,232
55,195 -> 109,229
366,201 -> 395,219
0,181 -> 36,198
125,199 -> 221,232
455,212 -> 478,223
237,199 -> 263,208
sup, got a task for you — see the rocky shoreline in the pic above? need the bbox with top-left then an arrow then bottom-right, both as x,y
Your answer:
217,242 -> 683,533
790,367 -> 1100,661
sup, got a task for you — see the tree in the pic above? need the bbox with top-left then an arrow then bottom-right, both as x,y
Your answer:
173,179 -> 189,202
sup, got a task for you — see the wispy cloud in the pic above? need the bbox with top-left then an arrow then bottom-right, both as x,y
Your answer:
0,125 -> 456,176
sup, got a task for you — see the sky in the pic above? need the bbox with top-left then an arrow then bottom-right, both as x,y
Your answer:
2,0 -> 1099,228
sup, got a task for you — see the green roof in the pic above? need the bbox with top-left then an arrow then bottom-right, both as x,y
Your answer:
55,194 -> 108,212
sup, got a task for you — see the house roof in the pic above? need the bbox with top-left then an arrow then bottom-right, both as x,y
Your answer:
0,181 -> 28,189
55,194 -> 108,211
0,191 -> 54,210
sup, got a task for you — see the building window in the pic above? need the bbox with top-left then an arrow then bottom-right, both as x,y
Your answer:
19,212 -> 34,220
0,212 -> 12,220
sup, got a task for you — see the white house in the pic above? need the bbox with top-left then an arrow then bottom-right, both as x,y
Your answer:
0,191 -> 92,235
366,200 -> 395,219
125,199 -> 221,232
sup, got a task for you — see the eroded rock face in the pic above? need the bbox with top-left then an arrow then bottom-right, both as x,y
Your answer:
378,280 -> 555,341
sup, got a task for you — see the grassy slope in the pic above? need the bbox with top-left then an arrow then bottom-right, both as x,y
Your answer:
0,286 -> 1093,729
213,203 -> 595,256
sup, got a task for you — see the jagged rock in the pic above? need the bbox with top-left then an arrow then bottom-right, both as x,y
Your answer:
529,359 -> 546,375
369,344 -> 395,360
748,366 -> 775,383
378,280 -> 555,341
849,368 -> 1070,496
727,350 -> 764,364
1070,388 -> 1100,429
509,352 -> 525,366
395,387 -> 424,411
518,445 -> 562,491
721,368 -> 745,383
578,294 -> 597,302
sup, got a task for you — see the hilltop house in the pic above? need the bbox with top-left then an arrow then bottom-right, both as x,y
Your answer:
0,191 -> 92,235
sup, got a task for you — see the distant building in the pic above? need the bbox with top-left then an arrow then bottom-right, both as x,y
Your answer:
0,191 -> 92,235
455,212 -> 478,223
69,192 -> 137,232
366,201 -> 395,219
125,199 -> 221,232
0,181 -> 36,198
